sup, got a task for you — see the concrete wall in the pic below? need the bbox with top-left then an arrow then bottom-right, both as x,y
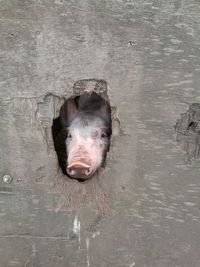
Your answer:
1,0 -> 200,266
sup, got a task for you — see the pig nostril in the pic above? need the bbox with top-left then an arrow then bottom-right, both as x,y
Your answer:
70,169 -> 76,176
84,167 -> 92,176
67,168 -> 77,176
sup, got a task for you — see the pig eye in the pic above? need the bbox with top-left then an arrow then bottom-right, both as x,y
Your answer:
101,132 -> 107,139
67,132 -> 72,139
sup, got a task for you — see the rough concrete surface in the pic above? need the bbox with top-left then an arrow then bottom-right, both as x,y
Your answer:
0,0 -> 200,266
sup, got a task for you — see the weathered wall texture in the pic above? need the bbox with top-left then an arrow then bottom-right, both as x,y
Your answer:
0,0 -> 200,266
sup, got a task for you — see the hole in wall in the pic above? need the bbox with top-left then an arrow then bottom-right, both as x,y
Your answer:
52,79 -> 116,182
50,79 -> 121,212
175,103 -> 200,160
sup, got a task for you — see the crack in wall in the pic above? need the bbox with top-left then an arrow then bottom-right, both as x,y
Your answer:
175,103 -> 200,161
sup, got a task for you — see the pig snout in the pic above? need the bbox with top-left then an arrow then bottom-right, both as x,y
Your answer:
67,162 -> 93,179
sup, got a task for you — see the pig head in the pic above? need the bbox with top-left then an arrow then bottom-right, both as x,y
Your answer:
60,93 -> 112,180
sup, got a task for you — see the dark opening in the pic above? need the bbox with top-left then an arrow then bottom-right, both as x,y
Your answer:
52,116 -> 68,175
52,92 -> 112,181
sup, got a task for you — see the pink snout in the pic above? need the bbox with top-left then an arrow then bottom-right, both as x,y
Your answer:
67,161 -> 93,179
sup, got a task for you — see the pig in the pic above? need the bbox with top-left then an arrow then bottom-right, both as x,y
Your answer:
60,92 -> 112,180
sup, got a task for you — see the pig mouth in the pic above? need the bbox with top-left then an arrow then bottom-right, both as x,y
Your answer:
66,161 -> 94,180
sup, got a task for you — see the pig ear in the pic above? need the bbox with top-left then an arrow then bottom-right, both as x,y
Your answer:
60,98 -> 78,126
96,100 -> 112,124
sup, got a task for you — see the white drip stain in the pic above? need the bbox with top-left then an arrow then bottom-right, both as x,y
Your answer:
92,231 -> 100,238
73,215 -> 81,247
86,237 -> 90,267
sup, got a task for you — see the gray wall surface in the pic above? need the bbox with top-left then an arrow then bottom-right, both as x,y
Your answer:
0,0 -> 200,266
